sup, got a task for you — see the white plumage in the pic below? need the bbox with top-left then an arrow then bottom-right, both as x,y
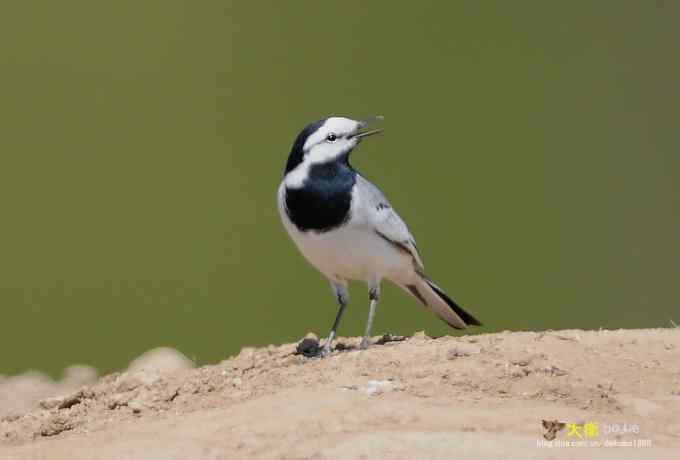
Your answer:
278,116 -> 481,356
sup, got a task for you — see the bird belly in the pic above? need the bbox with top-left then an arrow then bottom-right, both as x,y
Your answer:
289,226 -> 410,282
277,182 -> 412,283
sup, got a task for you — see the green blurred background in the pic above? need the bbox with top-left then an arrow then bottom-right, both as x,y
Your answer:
1,1 -> 678,377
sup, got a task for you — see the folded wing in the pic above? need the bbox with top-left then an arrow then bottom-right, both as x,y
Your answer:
354,174 -> 424,272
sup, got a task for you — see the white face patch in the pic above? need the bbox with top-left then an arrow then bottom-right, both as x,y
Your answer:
285,117 -> 362,188
302,117 -> 360,151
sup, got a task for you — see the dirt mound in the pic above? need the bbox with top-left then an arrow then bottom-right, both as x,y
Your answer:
1,329 -> 679,459
0,366 -> 98,419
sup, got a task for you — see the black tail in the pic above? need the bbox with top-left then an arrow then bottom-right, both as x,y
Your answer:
426,280 -> 482,327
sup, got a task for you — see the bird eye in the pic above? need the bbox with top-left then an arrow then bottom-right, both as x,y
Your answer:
326,133 -> 337,142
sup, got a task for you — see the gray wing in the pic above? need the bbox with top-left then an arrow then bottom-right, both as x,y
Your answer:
354,174 -> 424,271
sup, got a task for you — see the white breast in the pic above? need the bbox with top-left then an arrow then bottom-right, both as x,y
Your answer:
277,182 -> 414,283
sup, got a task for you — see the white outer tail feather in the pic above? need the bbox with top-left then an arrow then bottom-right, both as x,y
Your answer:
399,278 -> 475,329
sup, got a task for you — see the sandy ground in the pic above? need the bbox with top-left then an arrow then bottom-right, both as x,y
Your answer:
1,328 -> 679,459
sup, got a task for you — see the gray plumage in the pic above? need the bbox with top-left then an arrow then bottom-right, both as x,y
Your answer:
278,116 -> 481,356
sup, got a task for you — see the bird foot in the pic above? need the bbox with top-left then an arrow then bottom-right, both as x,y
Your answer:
359,337 -> 371,350
319,344 -> 333,358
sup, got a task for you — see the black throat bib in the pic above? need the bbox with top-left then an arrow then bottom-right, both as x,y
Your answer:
285,161 -> 356,233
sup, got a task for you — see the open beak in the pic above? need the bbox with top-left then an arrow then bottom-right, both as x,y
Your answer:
349,115 -> 384,140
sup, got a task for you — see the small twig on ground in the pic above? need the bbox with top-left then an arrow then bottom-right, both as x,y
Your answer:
375,334 -> 407,345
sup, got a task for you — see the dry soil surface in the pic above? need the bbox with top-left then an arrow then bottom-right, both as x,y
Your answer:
1,328 -> 679,459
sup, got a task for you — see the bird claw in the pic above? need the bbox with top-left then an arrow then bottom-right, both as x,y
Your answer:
318,344 -> 332,358
359,338 -> 371,350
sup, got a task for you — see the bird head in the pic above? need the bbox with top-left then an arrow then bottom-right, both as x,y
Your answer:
284,116 -> 383,177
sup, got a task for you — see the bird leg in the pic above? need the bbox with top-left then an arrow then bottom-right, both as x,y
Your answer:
360,283 -> 381,350
320,282 -> 349,357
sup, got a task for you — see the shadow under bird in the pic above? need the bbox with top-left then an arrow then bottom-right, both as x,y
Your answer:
277,116 -> 481,356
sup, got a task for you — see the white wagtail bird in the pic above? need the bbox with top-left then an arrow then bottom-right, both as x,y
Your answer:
278,116 -> 481,356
